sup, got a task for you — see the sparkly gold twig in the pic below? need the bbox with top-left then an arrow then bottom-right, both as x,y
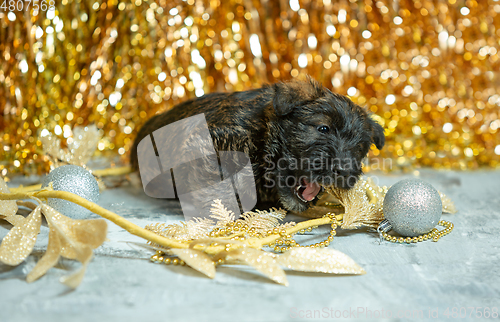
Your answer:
0,189 -> 340,255
92,166 -> 132,177
381,220 -> 454,244
8,166 -> 133,194
9,184 -> 43,193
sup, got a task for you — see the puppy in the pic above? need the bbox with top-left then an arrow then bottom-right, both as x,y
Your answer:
130,78 -> 385,213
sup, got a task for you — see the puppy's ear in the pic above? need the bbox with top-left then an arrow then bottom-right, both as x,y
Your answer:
368,117 -> 385,150
272,78 -> 326,116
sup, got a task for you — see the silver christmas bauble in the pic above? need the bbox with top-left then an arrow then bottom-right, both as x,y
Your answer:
383,178 -> 442,237
41,165 -> 100,219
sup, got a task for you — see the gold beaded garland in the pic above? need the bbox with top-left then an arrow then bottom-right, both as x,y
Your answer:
149,251 -> 186,266
149,214 -> 454,268
267,213 -> 338,253
149,212 -> 341,265
381,220 -> 454,244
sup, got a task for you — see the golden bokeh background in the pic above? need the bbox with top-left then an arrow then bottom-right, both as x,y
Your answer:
1,0 -> 499,176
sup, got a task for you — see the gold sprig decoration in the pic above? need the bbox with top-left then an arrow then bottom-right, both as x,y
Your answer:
144,199 -> 365,285
10,125 -> 132,194
0,177 -> 107,288
41,125 -> 101,170
327,178 -> 386,229
145,200 -> 292,242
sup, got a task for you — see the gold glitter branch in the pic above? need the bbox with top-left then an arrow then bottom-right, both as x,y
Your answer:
0,177 -> 363,286
0,188 -> 340,254
0,189 -> 188,250
8,166 -> 132,194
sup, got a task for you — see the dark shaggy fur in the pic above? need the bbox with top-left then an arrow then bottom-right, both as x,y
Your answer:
130,78 -> 385,213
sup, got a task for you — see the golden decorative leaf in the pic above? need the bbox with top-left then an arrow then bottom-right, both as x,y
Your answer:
146,217 -> 213,242
0,176 -> 18,219
2,215 -> 26,227
185,217 -> 215,239
169,248 -> 216,278
16,201 -> 38,210
40,205 -> 107,250
276,247 -> 366,275
226,248 -> 288,286
327,178 -> 384,229
240,208 -> 289,233
68,125 -> 101,165
60,260 -> 91,289
439,191 -> 457,214
41,125 -> 101,168
40,204 -> 107,288
26,227 -> 61,283
275,221 -> 296,231
146,202 -> 291,244
0,206 -> 42,266
145,222 -> 184,240
209,199 -> 235,227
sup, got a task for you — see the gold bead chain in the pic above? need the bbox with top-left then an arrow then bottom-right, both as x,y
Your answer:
149,217 -> 453,264
208,220 -> 263,240
265,213 -> 338,253
381,220 -> 454,244
149,213 -> 340,264
150,253 -> 186,266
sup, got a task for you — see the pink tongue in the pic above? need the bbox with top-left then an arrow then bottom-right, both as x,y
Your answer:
302,180 -> 321,201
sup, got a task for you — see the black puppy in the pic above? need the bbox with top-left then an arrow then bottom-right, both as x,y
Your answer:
130,78 -> 385,213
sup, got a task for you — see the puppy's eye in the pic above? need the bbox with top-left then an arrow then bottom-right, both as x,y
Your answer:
317,125 -> 330,134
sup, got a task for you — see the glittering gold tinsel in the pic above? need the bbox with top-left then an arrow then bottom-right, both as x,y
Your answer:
1,0 -> 500,176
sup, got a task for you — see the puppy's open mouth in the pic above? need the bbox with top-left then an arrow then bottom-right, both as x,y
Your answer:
293,178 -> 321,203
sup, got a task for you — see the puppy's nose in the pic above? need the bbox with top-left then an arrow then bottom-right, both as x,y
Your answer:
331,158 -> 351,176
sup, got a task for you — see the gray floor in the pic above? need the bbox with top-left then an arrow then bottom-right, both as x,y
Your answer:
1,170 -> 499,322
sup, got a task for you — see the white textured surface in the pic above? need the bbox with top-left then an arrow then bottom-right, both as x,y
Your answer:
1,170 -> 499,321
